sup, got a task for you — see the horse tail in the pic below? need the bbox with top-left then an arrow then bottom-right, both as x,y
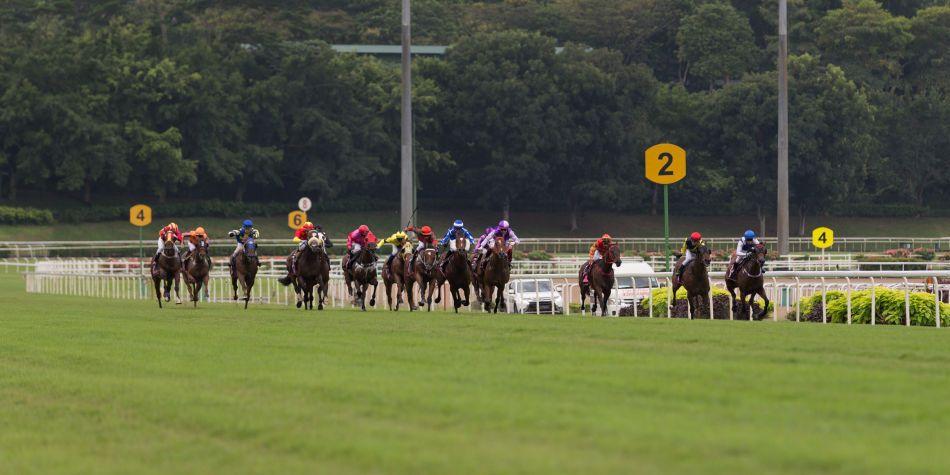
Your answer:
278,275 -> 294,286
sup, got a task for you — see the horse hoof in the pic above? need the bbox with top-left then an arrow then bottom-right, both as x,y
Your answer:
318,304 -> 324,310
370,298 -> 376,307
296,301 -> 302,309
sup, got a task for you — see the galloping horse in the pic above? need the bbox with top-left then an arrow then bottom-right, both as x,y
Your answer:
183,238 -> 211,307
578,242 -> 622,316
382,242 -> 411,311
407,245 -> 441,312
480,236 -> 511,313
443,235 -> 473,313
725,244 -> 770,320
280,234 -> 330,310
230,237 -> 258,309
151,235 -> 182,308
670,243 -> 711,318
343,243 -> 378,311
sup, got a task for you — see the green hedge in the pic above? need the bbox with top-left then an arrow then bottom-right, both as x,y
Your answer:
0,206 -> 55,225
620,287 -> 773,319
788,288 -> 950,326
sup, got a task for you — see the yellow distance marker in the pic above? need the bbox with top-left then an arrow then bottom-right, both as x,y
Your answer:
644,143 -> 686,185
129,204 -> 152,227
812,227 -> 834,249
288,211 -> 307,230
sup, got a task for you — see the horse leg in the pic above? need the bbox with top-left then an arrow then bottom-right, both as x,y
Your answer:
153,276 -> 163,308
462,284 -> 470,307
493,284 -> 503,314
483,284 -> 492,312
727,284 -> 738,313
601,288 -> 611,317
174,272 -> 182,305
591,287 -> 598,314
203,275 -> 210,299
370,283 -> 377,307
231,274 -> 239,301
580,285 -> 588,314
193,279 -> 202,307
360,283 -> 368,311
670,281 -> 680,316
385,282 -> 392,311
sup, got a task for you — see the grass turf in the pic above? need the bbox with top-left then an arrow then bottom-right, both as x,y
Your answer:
1,210 -> 948,241
1,273 -> 950,474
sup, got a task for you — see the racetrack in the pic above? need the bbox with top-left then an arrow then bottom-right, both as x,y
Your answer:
2,273 -> 949,474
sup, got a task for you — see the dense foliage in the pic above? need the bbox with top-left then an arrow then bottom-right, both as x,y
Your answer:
790,288 -> 950,325
0,1 -> 947,231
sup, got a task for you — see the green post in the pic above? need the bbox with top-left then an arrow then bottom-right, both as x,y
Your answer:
664,184 -> 670,271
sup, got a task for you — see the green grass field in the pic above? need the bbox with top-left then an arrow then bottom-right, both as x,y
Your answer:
1,210 -> 948,241
2,272 -> 950,474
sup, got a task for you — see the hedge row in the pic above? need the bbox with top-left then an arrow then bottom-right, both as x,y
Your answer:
0,206 -> 55,225
49,198 -> 385,223
788,288 -> 950,326
618,287 -> 772,319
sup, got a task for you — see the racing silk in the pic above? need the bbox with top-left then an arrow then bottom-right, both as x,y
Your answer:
589,238 -> 611,260
293,226 -> 317,242
158,225 -> 183,243
489,227 -> 519,245
186,231 -> 209,245
440,227 -> 475,246
417,232 -> 437,248
681,238 -> 704,255
347,229 -> 378,249
736,238 -> 761,256
232,227 -> 260,244
380,232 -> 409,247
475,233 -> 490,249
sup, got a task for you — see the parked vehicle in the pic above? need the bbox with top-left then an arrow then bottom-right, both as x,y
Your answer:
505,278 -> 564,314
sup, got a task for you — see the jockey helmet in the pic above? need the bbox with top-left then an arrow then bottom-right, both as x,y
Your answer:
453,219 -> 464,228
498,220 -> 509,229
169,223 -> 178,230
303,221 -> 314,230
691,232 -> 702,241
195,226 -> 206,235
358,225 -> 369,234
420,225 -> 433,236
243,219 -> 253,227
602,233 -> 611,240
744,230 -> 756,240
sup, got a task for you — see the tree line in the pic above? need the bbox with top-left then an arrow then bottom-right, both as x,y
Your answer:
0,0 -> 947,233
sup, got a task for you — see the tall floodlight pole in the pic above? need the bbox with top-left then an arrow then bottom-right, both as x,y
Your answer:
777,0 -> 790,255
400,0 -> 415,228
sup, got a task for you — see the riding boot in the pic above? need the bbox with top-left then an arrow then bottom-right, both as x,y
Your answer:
386,254 -> 395,268
676,263 -> 687,280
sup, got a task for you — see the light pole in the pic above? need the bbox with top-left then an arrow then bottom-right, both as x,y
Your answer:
777,0 -> 790,255
400,0 -> 415,228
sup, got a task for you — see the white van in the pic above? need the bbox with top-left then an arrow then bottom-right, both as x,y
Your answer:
606,259 -> 664,315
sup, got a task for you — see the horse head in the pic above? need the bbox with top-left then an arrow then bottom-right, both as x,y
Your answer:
492,236 -> 507,255
420,247 -> 437,272
358,243 -> 377,264
162,237 -> 177,257
196,239 -> 209,256
605,243 -> 622,268
697,243 -> 712,267
755,244 -> 768,264
244,238 -> 257,257
307,235 -> 324,253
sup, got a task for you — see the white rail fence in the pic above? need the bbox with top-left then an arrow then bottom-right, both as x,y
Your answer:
15,259 -> 950,326
2,236 -> 948,257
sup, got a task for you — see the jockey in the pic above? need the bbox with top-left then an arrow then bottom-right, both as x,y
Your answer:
730,230 -> 762,279
292,222 -> 318,250
410,225 -> 437,270
582,234 -> 612,283
380,230 -> 410,268
439,219 -> 475,272
345,225 -> 378,270
152,222 -> 183,266
228,219 -> 260,263
676,232 -> 704,280
181,226 -> 209,262
478,220 -> 519,261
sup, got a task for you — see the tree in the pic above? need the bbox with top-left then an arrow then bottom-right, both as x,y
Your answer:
676,2 -> 759,88
815,0 -> 912,91
436,31 -> 564,218
906,6 -> 950,92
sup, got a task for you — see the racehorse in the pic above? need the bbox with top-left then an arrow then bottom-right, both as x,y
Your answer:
443,235 -> 473,313
480,236 -> 511,313
343,243 -> 378,311
280,234 -> 330,310
407,245 -> 441,312
725,243 -> 770,320
183,237 -> 211,307
578,242 -> 622,316
151,234 -> 182,308
230,237 -> 258,309
670,243 -> 711,318
382,242 -> 411,311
